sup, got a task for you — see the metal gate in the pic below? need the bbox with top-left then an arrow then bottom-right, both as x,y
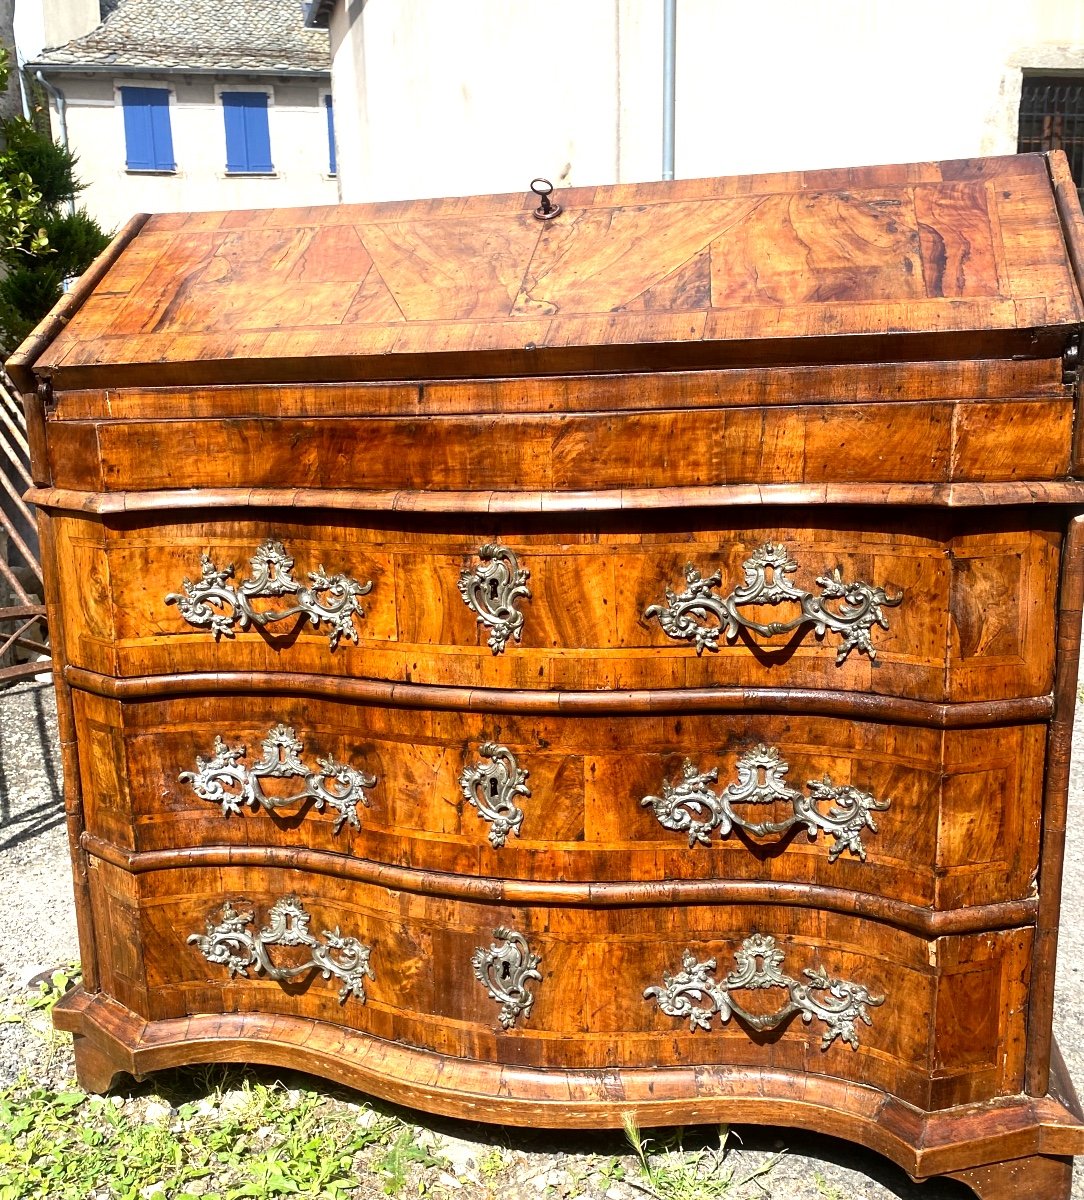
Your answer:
0,371 -> 47,685
1018,75 -> 1084,203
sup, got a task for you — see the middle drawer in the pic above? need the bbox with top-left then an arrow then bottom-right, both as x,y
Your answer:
74,687 -> 1043,912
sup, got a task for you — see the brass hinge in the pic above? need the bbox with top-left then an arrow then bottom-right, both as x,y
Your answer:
1063,331 -> 1081,386
36,376 -> 54,411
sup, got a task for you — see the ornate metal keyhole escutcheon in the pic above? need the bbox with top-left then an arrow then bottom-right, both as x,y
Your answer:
645,934 -> 884,1050
188,896 -> 374,1004
180,724 -> 376,834
165,539 -> 373,649
459,742 -> 531,848
644,541 -> 902,664
472,927 -> 542,1028
457,544 -> 531,654
642,744 -> 890,859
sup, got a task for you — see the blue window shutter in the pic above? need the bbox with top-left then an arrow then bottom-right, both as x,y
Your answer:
120,86 -> 174,171
222,92 -> 273,172
324,94 -> 336,174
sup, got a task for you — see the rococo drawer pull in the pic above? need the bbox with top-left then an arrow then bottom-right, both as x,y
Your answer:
180,724 -> 376,834
644,541 -> 902,664
645,934 -> 884,1050
643,744 -> 890,860
459,742 -> 531,848
472,926 -> 542,1029
188,895 -> 374,1005
165,539 -> 373,650
458,544 -> 531,654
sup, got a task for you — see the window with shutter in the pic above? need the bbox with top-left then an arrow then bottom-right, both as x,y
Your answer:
222,91 -> 274,173
120,86 -> 175,172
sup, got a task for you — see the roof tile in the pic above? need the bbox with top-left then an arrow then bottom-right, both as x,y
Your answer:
33,0 -> 329,74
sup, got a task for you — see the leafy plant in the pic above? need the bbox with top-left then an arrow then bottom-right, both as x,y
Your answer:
24,962 -> 81,1015
0,962 -> 82,1029
814,1172 -> 847,1199
0,116 -> 83,214
0,262 -> 66,349
622,1114 -> 781,1199
477,1146 -> 506,1181
0,110 -> 111,352
41,208 -> 107,271
596,1154 -> 627,1186
374,1126 -> 446,1195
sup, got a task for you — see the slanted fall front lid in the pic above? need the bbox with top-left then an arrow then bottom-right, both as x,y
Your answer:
14,153 -> 1084,389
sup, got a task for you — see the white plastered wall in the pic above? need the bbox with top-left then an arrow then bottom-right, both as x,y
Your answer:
46,74 -> 338,232
327,0 -> 1084,203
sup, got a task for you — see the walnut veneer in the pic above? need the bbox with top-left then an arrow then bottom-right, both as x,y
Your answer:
13,151 -> 1084,1199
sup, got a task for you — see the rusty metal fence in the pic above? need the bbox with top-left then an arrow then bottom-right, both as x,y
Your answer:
0,370 -> 48,685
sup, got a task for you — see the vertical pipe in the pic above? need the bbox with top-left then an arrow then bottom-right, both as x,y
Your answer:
662,0 -> 676,180
34,71 -> 75,216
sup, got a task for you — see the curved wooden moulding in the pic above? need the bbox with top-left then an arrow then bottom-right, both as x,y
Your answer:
64,665 -> 1055,727
54,988 -> 1084,1187
81,837 -> 1039,938
28,481 -> 1084,515
82,859 -> 1031,1111
50,508 -> 1061,702
70,686 -> 1045,913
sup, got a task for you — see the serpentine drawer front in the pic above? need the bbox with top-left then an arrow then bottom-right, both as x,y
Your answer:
83,856 -> 1030,1112
71,686 -> 1044,910
18,154 -> 1084,1199
50,512 -> 1059,701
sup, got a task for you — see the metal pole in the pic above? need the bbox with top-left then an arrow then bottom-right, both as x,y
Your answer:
662,0 -> 676,180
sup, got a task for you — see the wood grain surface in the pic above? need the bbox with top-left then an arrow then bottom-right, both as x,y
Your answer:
47,508 -> 1060,702
81,856 -> 1031,1112
17,152 -> 1084,1199
70,687 -> 1044,913
23,155 -> 1082,390
39,396 -> 1075,494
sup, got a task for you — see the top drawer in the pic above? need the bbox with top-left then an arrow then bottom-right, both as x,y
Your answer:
38,358 -> 1075,493
48,506 -> 1060,703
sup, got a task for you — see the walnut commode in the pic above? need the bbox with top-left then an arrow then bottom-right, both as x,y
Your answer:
11,152 -> 1084,1199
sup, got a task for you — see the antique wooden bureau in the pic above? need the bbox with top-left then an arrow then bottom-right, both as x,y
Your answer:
12,153 -> 1084,1198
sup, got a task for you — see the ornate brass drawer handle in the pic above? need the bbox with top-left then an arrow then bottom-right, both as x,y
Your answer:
472,927 -> 542,1028
643,744 -> 890,860
180,724 -> 376,834
165,539 -> 373,650
644,541 -> 902,664
645,934 -> 884,1050
459,742 -> 531,848
458,544 -> 531,654
188,896 -> 374,1005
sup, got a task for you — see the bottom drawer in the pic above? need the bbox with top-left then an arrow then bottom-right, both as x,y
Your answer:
87,857 -> 1031,1112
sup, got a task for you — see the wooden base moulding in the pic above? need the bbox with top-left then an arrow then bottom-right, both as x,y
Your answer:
55,988 -> 1084,1198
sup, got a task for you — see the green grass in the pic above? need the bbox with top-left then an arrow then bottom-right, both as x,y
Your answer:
0,964 -> 793,1199
0,1072 -> 447,1200
622,1114 -> 781,1199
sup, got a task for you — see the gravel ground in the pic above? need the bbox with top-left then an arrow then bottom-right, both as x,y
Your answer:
1,675 -> 1082,1198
